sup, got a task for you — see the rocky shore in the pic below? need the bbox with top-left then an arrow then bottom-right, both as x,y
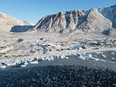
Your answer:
0,49 -> 116,71
0,65 -> 116,87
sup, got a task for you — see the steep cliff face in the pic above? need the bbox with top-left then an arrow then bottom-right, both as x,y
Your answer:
0,12 -> 32,32
33,5 -> 116,33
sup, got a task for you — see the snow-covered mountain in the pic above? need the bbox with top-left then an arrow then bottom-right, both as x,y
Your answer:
0,12 -> 32,32
33,5 -> 116,34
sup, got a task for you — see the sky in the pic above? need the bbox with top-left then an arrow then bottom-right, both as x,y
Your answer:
0,0 -> 115,24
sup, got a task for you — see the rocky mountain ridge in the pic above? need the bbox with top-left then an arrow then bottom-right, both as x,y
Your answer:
33,5 -> 116,34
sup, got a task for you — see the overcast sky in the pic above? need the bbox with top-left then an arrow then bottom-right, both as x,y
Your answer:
0,0 -> 115,24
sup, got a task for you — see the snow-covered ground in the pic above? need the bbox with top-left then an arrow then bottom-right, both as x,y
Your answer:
0,31 -> 116,69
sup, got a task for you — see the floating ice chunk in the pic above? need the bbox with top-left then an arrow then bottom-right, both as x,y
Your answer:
46,56 -> 53,61
6,62 -> 16,66
65,56 -> 69,59
111,52 -> 115,55
61,55 -> 65,59
96,52 -> 103,54
46,56 -> 51,61
21,61 -> 28,67
7,63 -> 12,66
92,58 -> 100,61
78,54 -> 86,60
21,64 -> 27,67
24,61 -> 28,65
94,58 -> 100,61
30,61 -> 38,64
87,54 -> 92,58
81,57 -> 86,60
0,65 -> 7,69
82,54 -> 86,59
16,60 -> 21,64
50,56 -> 54,60
100,59 -> 106,62
11,62 -> 17,66
102,55 -> 106,58
56,55 -> 60,58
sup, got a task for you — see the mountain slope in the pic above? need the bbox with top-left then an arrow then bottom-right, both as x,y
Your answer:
33,5 -> 116,33
33,10 -> 86,32
78,9 -> 112,32
98,5 -> 116,28
0,12 -> 32,32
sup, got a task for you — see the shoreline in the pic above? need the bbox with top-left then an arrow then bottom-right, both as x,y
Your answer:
0,48 -> 116,71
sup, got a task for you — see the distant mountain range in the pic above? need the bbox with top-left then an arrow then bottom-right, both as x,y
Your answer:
0,5 -> 116,35
33,4 -> 116,35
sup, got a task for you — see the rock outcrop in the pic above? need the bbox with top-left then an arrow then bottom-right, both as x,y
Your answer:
33,5 -> 116,33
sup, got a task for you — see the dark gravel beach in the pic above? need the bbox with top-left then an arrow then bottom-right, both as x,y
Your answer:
0,65 -> 116,87
0,51 -> 116,87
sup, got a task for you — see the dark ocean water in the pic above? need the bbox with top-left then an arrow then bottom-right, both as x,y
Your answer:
0,65 -> 116,87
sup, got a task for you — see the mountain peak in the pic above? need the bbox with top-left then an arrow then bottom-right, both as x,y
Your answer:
33,10 -> 86,33
33,5 -> 116,34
